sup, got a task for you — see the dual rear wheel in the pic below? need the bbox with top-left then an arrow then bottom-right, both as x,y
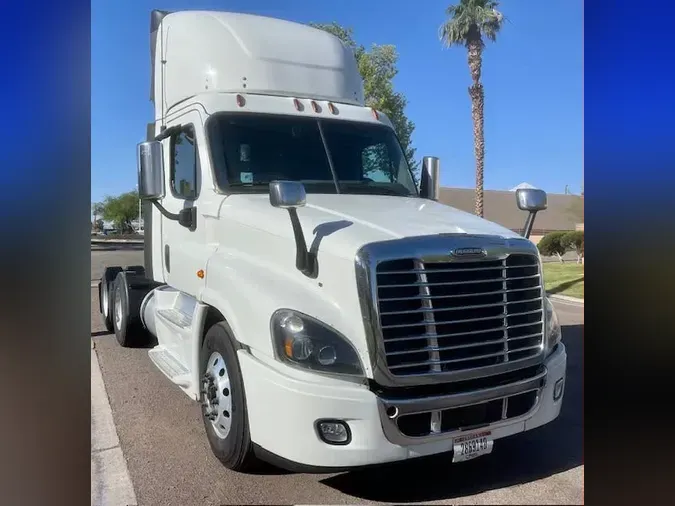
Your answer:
99,266 -> 148,347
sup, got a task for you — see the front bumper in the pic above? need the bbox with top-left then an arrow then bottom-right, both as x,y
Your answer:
239,343 -> 567,471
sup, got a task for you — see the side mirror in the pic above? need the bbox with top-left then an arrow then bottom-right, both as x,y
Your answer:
269,181 -> 306,209
419,156 -> 440,201
137,141 -> 165,200
515,188 -> 547,239
516,188 -> 547,212
178,207 -> 196,230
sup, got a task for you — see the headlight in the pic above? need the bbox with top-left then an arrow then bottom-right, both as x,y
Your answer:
544,296 -> 561,354
271,310 -> 364,377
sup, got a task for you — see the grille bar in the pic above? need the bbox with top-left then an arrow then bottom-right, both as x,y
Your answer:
378,264 -> 535,275
376,253 -> 545,376
379,274 -> 539,289
384,330 -> 543,347
382,320 -> 543,344
379,285 -> 541,303
385,332 -> 545,356
381,300 -> 504,315
380,296 -> 543,316
389,350 -> 508,369
381,309 -> 542,329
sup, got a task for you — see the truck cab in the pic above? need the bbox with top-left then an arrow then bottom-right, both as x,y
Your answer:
98,9 -> 566,473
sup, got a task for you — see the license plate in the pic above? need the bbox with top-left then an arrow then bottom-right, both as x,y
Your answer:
452,431 -> 494,463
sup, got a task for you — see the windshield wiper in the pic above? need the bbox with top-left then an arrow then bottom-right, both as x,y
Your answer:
339,183 -> 411,197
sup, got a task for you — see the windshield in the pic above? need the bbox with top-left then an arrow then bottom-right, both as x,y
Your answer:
207,113 -> 418,197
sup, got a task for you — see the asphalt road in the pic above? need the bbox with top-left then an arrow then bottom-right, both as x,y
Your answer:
91,247 -> 583,505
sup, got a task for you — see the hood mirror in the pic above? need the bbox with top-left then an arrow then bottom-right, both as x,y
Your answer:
516,188 -> 547,239
516,188 -> 547,212
269,181 -> 306,209
269,181 -> 315,277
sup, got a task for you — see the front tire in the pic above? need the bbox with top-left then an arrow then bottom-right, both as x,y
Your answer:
200,321 -> 259,472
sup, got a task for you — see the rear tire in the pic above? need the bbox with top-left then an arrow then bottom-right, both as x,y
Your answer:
200,321 -> 260,472
126,265 -> 145,276
100,267 -> 123,333
111,272 -> 148,347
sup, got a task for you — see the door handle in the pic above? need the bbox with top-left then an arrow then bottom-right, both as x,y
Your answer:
164,244 -> 171,273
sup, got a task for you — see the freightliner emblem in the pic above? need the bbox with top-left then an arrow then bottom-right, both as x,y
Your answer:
450,247 -> 487,258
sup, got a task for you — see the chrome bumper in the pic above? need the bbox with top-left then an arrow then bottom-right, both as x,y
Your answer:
377,343 -> 565,446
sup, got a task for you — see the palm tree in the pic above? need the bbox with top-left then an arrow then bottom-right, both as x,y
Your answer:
440,0 -> 504,217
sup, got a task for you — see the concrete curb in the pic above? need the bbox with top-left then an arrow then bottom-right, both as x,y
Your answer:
547,293 -> 584,305
92,238 -> 144,244
91,344 -> 137,506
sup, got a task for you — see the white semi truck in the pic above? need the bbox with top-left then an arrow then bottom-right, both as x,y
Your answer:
98,9 -> 566,473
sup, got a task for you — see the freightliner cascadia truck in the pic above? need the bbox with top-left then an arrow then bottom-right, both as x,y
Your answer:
98,9 -> 566,473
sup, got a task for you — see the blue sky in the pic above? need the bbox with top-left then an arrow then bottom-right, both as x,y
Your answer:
92,0 -> 583,204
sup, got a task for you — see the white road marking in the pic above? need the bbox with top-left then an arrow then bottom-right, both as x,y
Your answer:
91,342 -> 137,506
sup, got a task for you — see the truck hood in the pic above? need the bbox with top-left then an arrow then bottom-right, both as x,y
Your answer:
221,193 -> 522,260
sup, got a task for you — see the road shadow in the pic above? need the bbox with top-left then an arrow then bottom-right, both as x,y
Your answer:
91,243 -> 144,252
549,276 -> 584,296
91,328 -> 158,348
318,324 -> 583,503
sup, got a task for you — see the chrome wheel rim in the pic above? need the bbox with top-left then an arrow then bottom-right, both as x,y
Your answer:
201,351 -> 232,439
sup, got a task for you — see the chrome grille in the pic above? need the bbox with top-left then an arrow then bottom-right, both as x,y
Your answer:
376,254 -> 544,376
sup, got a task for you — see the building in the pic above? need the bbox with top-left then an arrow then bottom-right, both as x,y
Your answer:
509,182 -> 538,191
438,186 -> 584,244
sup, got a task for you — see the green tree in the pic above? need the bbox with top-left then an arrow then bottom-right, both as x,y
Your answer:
101,190 -> 140,233
561,231 -> 584,264
310,22 -> 418,181
440,0 -> 505,217
537,231 -> 569,263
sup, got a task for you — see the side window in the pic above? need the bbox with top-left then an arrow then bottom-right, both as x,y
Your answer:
361,143 -> 394,182
171,126 -> 198,199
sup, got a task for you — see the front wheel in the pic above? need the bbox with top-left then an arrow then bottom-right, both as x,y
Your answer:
200,321 -> 260,472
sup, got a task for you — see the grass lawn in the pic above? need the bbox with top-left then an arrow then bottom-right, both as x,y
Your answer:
543,262 -> 584,299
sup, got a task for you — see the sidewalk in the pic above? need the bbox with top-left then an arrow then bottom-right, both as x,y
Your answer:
91,340 -> 137,506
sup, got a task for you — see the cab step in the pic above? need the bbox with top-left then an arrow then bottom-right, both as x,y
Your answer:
148,346 -> 191,388
156,308 -> 193,329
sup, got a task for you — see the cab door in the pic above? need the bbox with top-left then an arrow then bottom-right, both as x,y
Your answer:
160,110 -> 208,297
